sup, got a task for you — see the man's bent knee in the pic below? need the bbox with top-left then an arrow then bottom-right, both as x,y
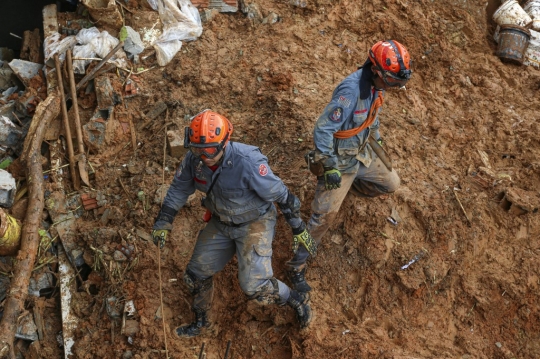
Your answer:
385,171 -> 401,194
245,278 -> 281,305
184,268 -> 213,295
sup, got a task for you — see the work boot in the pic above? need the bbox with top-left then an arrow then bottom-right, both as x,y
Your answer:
287,290 -> 312,329
287,267 -> 312,293
175,307 -> 211,338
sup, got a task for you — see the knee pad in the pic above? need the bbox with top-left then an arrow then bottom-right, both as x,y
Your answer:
183,269 -> 213,295
248,278 -> 281,306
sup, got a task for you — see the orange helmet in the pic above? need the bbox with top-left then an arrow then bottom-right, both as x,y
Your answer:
368,40 -> 412,87
185,110 -> 233,159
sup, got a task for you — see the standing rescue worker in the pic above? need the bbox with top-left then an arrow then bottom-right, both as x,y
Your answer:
286,40 -> 413,292
152,110 -> 316,337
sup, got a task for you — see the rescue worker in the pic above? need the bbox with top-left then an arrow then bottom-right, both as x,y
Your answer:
286,40 -> 413,292
152,110 -> 316,337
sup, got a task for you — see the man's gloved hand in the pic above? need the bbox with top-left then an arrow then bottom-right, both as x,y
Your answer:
152,229 -> 169,249
292,229 -> 317,256
377,137 -> 384,147
323,167 -> 341,190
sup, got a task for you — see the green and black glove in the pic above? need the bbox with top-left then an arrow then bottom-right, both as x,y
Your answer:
323,167 -> 341,190
377,137 -> 384,147
292,227 -> 317,256
152,229 -> 169,249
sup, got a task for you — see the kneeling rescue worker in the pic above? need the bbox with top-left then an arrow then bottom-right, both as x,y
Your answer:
286,40 -> 413,292
152,110 -> 316,337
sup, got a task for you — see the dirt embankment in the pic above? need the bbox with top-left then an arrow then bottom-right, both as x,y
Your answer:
7,0 -> 540,358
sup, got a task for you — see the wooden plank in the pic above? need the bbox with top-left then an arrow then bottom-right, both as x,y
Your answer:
191,0 -> 238,12
58,246 -> 78,359
42,4 -> 58,38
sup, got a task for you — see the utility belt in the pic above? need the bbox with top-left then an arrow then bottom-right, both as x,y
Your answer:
305,130 -> 391,175
204,202 -> 271,227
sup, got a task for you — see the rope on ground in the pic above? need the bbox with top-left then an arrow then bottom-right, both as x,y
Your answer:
157,110 -> 170,358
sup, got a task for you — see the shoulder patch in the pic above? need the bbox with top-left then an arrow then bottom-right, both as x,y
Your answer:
329,107 -> 343,122
258,164 -> 268,176
338,96 -> 351,108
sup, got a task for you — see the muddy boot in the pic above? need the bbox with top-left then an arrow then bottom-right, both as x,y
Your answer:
175,307 -> 211,338
287,290 -> 312,329
287,266 -> 312,293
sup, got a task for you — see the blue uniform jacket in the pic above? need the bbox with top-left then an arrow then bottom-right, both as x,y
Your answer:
313,67 -> 384,173
160,142 -> 292,226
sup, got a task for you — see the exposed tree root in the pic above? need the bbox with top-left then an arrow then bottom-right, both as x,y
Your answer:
0,94 -> 61,358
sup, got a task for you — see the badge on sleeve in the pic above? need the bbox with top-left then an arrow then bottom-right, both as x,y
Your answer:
329,107 -> 343,122
259,164 -> 268,176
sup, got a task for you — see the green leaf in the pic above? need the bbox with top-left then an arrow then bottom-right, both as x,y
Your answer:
119,26 -> 128,42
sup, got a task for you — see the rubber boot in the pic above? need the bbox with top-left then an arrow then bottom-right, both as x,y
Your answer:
175,307 -> 211,338
287,266 -> 312,292
287,290 -> 312,329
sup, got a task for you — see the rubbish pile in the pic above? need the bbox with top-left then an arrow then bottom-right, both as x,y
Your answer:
0,0 -> 238,357
492,0 -> 540,66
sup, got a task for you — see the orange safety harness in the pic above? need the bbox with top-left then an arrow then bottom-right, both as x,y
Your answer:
333,90 -> 384,139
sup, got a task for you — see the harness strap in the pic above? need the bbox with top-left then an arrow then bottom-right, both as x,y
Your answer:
333,90 -> 384,139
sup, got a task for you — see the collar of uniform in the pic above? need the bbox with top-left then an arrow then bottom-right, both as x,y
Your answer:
221,142 -> 235,167
359,58 -> 376,100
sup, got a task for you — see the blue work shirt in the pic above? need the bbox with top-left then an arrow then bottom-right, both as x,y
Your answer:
162,142 -> 293,225
313,68 -> 384,173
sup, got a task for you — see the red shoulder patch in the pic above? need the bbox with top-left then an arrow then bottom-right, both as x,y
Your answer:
259,164 -> 268,176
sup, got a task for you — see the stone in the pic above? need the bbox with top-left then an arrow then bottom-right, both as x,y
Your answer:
167,130 -> 187,158
123,26 -> 145,56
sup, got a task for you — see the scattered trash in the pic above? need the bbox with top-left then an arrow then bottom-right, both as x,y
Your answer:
493,0 -> 532,28
524,0 -> 540,30
81,193 -> 99,210
400,250 -> 426,270
82,0 -> 123,29
192,0 -> 238,12
7,59 -> 43,88
496,25 -> 531,64
15,312 -> 39,341
106,296 -> 122,318
524,29 -> 540,67
117,243 -> 136,261
152,0 -> 203,66
387,207 -> 402,226
123,26 -> 145,57
0,169 -> 17,208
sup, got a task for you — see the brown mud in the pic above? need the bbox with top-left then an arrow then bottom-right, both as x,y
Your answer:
14,0 -> 540,358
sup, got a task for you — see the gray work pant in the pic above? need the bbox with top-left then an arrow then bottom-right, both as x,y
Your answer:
186,205 -> 290,307
287,155 -> 400,269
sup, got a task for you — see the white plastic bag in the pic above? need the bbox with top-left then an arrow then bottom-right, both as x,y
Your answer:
147,0 -> 158,10
44,32 -> 78,65
72,44 -> 96,74
154,40 -> 182,66
152,0 -> 203,65
90,31 -> 120,58
76,27 -> 101,45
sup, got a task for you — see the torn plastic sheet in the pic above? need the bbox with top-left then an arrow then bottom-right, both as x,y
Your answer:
153,0 -> 203,66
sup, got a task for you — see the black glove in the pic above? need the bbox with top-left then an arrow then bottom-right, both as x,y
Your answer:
323,167 -> 341,190
152,229 -> 169,249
